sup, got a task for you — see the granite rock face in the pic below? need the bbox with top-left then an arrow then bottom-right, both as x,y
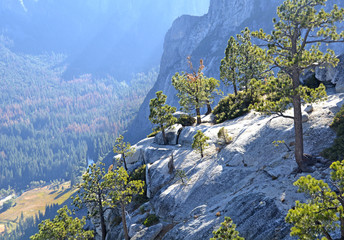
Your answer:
104,92 -> 344,240
125,0 -> 281,143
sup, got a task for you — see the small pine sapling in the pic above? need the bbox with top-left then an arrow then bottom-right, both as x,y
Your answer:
113,135 -> 135,171
192,130 -> 209,158
211,216 -> 244,240
176,169 -> 188,186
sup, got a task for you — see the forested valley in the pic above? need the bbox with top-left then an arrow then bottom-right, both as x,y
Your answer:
0,40 -> 157,191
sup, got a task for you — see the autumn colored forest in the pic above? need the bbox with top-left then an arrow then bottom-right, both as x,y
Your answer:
0,42 -> 157,190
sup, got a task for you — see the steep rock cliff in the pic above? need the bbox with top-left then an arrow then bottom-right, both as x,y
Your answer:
126,0 -> 344,144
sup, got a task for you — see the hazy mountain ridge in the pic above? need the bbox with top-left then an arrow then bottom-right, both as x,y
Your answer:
0,0 -> 209,79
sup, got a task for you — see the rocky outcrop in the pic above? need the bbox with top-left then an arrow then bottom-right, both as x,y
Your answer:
315,54 -> 344,93
154,124 -> 183,145
108,91 -> 344,239
126,0 -> 344,144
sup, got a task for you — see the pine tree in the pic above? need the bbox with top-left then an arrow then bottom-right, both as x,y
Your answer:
149,91 -> 177,145
192,130 -> 209,158
30,205 -> 94,240
172,58 -> 220,124
113,135 -> 135,171
72,163 -> 108,240
251,0 -> 344,171
286,160 -> 344,240
220,28 -> 269,96
105,167 -> 145,240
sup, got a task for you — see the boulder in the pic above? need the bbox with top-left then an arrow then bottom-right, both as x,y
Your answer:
131,223 -> 163,240
315,64 -> 336,83
302,113 -> 309,123
201,113 -> 215,124
336,79 -> 344,93
129,224 -> 145,238
173,111 -> 190,119
154,124 -> 183,145
304,105 -> 313,114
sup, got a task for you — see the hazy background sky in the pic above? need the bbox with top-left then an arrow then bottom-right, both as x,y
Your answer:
0,0 -> 210,80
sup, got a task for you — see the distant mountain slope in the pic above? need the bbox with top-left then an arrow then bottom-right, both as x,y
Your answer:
0,43 -> 157,190
125,0 -> 344,144
0,0 -> 209,79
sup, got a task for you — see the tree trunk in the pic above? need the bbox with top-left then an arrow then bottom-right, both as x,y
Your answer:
205,100 -> 212,115
122,154 -> 128,171
200,147 -> 204,158
161,125 -> 167,145
233,84 -> 238,96
98,197 -> 106,240
121,204 -> 130,240
196,108 -> 201,125
293,94 -> 305,171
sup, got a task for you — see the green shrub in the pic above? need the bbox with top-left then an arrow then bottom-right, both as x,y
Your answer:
213,92 -> 256,124
211,216 -> 244,240
143,214 -> 159,227
177,114 -> 196,126
130,165 -> 149,206
217,127 -> 232,145
322,104 -> 344,161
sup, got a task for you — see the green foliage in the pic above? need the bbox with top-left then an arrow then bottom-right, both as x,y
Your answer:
30,205 -> 94,240
250,74 -> 327,117
330,103 -> 344,136
147,130 -> 160,138
322,104 -> 344,161
0,44 -> 157,190
192,130 -> 210,158
113,135 -> 136,170
177,114 -> 196,126
105,167 -> 145,207
251,0 -> 344,170
72,163 -> 108,239
176,169 -> 189,186
105,167 -> 145,240
217,127 -> 232,145
172,58 -> 220,124
213,92 -> 255,124
149,91 -> 177,144
220,28 -> 269,95
130,165 -> 149,206
285,160 -> 344,239
143,214 -> 159,227
210,217 -> 244,240
1,203 -> 60,240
